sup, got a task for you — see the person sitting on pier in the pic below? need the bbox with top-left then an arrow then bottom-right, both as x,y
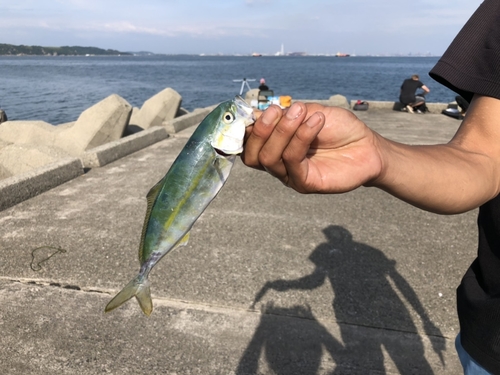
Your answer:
258,78 -> 269,91
399,74 -> 430,114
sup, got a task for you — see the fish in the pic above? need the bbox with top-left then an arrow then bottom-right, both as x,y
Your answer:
105,96 -> 255,316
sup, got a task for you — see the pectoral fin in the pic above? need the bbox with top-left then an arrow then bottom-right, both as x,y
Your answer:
173,231 -> 190,250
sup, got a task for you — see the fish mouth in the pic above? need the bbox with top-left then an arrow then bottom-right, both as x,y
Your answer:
214,148 -> 236,157
234,95 -> 256,125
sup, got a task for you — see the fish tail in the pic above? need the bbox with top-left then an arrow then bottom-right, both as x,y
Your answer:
104,275 -> 153,316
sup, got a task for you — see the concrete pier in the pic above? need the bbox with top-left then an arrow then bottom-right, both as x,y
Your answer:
0,107 -> 473,374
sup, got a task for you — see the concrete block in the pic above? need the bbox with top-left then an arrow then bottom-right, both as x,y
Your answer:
0,138 -> 11,150
0,144 -> 70,180
0,157 -> 83,211
328,94 -> 350,109
56,94 -> 132,155
129,107 -> 141,127
176,107 -> 189,117
295,99 -> 333,106
81,126 -> 169,168
163,107 -> 213,134
0,121 -> 58,145
131,88 -> 182,130
56,121 -> 76,129
0,95 -> 132,161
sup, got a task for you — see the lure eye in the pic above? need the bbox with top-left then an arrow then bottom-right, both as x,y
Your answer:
223,112 -> 234,124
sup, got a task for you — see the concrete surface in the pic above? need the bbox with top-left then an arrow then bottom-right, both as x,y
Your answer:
163,107 -> 216,135
0,108 -> 475,374
0,143 -> 70,179
81,126 -> 169,168
0,156 -> 83,211
328,95 -> 350,109
348,100 -> 449,114
130,88 -> 182,130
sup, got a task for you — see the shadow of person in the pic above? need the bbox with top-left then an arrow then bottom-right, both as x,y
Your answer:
236,303 -> 344,375
241,225 -> 444,374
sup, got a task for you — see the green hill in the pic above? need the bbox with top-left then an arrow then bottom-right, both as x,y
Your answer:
0,44 -> 131,56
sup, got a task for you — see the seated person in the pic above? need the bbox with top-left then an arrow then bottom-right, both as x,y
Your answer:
399,74 -> 430,113
258,78 -> 269,91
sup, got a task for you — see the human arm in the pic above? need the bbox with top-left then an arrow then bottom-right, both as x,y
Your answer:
242,95 -> 500,214
421,84 -> 430,93
251,269 -> 326,307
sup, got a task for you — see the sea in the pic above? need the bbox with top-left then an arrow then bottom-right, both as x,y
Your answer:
0,55 -> 455,125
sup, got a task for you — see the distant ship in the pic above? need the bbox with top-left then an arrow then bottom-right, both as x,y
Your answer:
335,52 -> 350,57
251,52 -> 262,57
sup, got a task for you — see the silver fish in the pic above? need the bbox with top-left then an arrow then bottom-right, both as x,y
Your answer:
105,96 -> 254,316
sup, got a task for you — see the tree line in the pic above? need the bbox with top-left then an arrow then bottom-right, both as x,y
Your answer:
0,44 -> 130,56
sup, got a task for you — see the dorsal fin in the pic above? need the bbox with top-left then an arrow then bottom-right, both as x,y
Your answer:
138,176 -> 166,261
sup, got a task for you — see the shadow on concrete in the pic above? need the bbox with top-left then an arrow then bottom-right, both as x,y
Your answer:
236,303 -> 344,375
237,225 -> 444,374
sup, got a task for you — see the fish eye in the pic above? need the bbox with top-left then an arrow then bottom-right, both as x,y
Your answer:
223,112 -> 234,124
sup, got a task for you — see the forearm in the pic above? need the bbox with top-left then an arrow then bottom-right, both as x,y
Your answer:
242,96 -> 500,212
370,134 -> 500,214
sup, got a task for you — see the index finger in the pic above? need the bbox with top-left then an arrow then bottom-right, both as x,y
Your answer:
241,105 -> 283,169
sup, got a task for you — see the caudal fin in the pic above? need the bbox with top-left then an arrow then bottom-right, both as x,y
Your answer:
105,276 -> 153,316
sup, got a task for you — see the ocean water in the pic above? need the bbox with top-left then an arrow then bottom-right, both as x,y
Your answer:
0,55 -> 455,125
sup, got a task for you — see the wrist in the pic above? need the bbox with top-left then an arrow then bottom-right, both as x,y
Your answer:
362,130 -> 389,188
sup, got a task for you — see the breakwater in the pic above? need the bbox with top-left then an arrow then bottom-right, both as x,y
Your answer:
0,87 -> 453,212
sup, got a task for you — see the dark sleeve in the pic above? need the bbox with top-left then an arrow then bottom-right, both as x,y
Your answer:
429,0 -> 500,102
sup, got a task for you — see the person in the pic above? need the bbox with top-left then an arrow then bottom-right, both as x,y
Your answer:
456,95 -> 469,116
241,1 -> 500,373
0,108 -> 7,124
258,78 -> 269,91
399,74 -> 430,114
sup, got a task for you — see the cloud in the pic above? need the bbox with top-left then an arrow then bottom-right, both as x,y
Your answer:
100,22 -> 174,36
0,0 -> 484,55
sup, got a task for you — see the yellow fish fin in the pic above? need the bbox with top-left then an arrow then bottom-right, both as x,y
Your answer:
171,231 -> 190,253
104,275 -> 153,316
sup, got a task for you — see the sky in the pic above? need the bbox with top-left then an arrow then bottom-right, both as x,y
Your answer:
0,0 -> 483,56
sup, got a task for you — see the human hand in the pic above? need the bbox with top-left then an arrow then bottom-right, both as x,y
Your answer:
243,102 -> 384,194
250,280 -> 290,309
250,282 -> 271,309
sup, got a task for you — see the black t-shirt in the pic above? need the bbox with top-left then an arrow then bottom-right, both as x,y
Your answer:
399,79 -> 423,105
429,0 -> 500,372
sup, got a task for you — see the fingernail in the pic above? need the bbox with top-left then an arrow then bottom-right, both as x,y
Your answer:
306,112 -> 322,127
286,103 -> 303,120
261,108 -> 276,125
